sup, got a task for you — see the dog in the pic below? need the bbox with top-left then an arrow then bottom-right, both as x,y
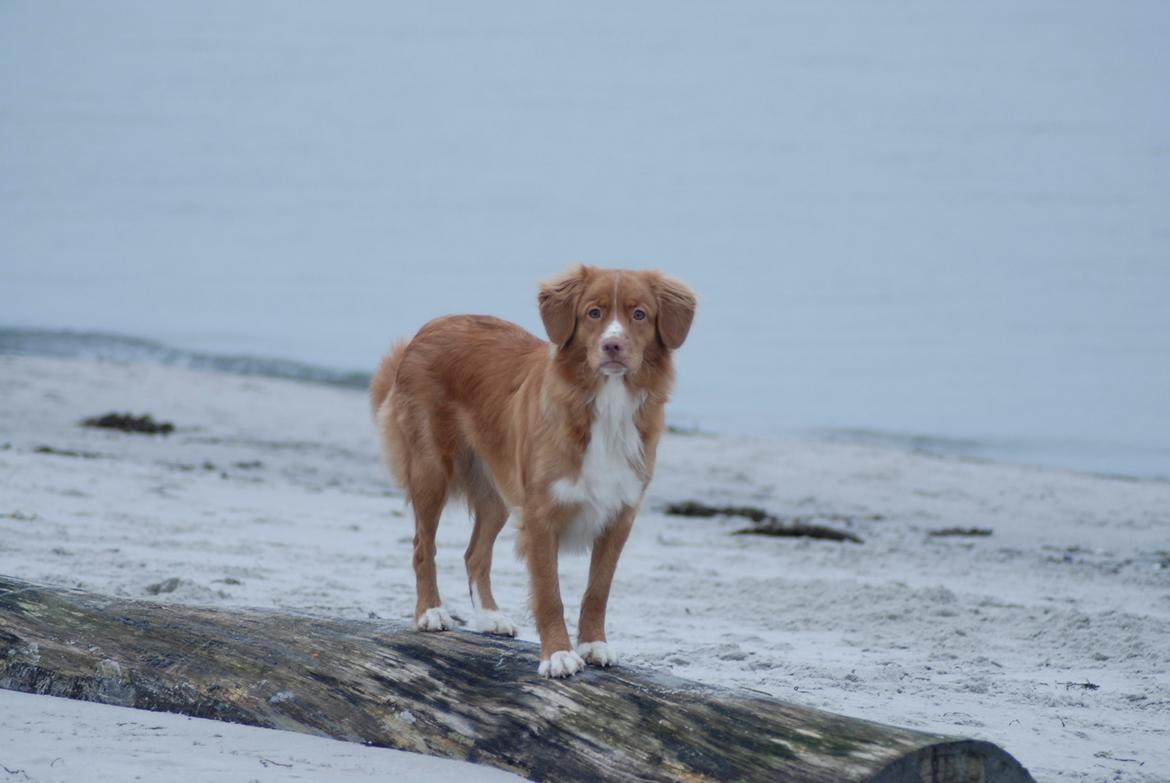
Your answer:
370,265 -> 696,678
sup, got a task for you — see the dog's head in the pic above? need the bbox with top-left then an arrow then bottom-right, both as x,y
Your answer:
538,265 -> 696,377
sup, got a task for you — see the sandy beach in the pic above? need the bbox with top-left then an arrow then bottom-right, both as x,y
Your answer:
1,355 -> 1168,781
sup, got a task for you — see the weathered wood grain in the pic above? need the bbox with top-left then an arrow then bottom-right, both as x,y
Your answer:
0,575 -> 1034,782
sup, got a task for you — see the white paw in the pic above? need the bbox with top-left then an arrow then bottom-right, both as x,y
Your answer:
414,607 -> 452,632
474,609 -> 518,637
577,641 -> 617,668
538,649 -> 586,679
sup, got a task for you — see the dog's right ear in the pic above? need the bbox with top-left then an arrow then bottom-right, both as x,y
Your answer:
538,265 -> 587,347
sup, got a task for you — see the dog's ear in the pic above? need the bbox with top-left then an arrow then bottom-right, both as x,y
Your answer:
538,265 -> 588,347
651,273 -> 696,350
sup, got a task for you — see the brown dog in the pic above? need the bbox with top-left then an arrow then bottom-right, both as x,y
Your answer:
370,265 -> 696,677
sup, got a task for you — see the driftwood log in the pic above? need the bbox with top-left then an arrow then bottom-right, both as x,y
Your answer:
0,575 -> 1034,782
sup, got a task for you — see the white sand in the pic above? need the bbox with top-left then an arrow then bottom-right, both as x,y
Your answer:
1,356 -> 1168,781
0,688 -> 522,783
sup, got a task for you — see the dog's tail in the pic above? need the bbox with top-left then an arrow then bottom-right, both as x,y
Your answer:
369,338 -> 409,417
371,338 -> 413,499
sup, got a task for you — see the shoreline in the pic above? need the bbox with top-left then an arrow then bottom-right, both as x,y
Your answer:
2,354 -> 1169,781
3,325 -> 1166,483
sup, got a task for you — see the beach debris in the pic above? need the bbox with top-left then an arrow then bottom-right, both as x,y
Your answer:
166,460 -> 218,472
928,527 -> 993,538
145,577 -> 183,595
666,424 -> 710,436
664,500 -> 770,522
33,445 -> 102,459
664,500 -> 865,543
1093,751 -> 1142,765
734,520 -> 864,544
81,412 -> 174,435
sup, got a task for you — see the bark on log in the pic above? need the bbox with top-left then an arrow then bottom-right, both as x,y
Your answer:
0,575 -> 1034,783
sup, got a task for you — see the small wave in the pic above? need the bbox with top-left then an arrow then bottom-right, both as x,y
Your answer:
4,327 -> 1166,481
814,427 -> 1169,482
813,428 -> 990,458
0,327 -> 370,390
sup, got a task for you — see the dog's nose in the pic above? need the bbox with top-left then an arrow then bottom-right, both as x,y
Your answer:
602,338 -> 625,358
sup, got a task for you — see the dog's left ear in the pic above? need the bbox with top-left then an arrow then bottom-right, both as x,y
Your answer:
650,273 -> 697,350
538,265 -> 588,347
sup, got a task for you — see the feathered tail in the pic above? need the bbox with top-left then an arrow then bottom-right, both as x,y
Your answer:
369,339 -> 409,417
370,338 -> 413,499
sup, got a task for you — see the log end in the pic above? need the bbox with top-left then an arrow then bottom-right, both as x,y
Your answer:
874,738 -> 1034,783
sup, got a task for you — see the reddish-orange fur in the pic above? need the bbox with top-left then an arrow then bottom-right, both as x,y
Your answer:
370,266 -> 696,675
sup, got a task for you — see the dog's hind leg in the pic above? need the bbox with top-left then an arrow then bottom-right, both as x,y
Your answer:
409,462 -> 451,632
464,487 -> 517,637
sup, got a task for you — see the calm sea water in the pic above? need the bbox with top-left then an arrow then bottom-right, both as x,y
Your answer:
2,2 -> 1168,479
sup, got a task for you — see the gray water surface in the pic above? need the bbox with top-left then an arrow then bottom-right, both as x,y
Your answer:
2,2 -> 1168,478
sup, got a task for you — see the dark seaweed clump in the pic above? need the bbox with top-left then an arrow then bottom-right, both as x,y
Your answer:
927,527 -> 993,538
82,412 -> 175,435
664,500 -> 865,544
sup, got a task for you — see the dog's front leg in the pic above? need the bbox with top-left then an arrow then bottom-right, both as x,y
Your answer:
576,507 -> 635,667
523,505 -> 585,678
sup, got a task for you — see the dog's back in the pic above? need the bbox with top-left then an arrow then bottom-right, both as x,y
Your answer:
370,315 -> 546,508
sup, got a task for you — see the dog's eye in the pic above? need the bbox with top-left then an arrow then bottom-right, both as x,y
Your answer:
587,307 -> 602,320
633,308 -> 647,321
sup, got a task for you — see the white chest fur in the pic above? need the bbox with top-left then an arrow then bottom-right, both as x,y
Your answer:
551,378 -> 646,552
